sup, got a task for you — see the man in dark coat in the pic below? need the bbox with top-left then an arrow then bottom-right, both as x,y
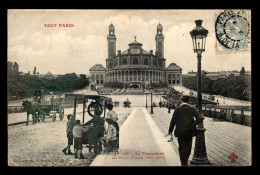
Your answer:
84,109 -> 104,156
159,101 -> 162,108
168,96 -> 200,166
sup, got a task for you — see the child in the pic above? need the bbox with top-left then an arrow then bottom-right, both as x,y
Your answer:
62,114 -> 75,155
73,120 -> 88,159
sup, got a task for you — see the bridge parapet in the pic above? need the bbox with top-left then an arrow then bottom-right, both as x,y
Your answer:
202,105 -> 251,127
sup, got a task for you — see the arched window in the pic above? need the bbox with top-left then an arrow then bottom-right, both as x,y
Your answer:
144,58 -> 149,65
100,74 -> 104,84
133,57 -> 138,65
96,74 -> 100,84
91,74 -> 95,82
110,63 -> 113,69
123,58 -> 127,65
168,74 -> 171,84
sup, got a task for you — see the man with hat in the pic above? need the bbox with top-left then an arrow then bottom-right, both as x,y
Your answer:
167,96 -> 200,166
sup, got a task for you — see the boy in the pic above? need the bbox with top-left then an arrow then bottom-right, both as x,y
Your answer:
62,114 -> 75,155
73,120 -> 88,159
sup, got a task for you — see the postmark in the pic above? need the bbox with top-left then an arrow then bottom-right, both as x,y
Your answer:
215,10 -> 250,53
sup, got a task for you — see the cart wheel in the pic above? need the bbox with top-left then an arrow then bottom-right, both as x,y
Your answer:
52,113 -> 56,122
40,113 -> 45,121
87,102 -> 103,117
59,107 -> 64,121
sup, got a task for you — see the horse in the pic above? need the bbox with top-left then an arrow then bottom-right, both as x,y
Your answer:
22,100 -> 40,125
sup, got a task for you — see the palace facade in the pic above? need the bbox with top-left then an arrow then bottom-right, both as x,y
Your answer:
89,23 -> 182,88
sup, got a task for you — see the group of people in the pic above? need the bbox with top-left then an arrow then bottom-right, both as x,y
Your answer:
62,103 -> 119,159
61,95 -> 203,166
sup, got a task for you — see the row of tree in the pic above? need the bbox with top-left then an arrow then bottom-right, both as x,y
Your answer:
8,73 -> 90,101
183,74 -> 251,101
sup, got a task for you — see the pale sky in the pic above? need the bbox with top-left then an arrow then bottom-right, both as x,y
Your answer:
8,9 -> 251,75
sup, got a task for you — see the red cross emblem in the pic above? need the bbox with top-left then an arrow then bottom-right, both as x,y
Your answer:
228,152 -> 238,163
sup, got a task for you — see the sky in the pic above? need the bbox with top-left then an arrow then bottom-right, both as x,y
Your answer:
8,9 -> 251,75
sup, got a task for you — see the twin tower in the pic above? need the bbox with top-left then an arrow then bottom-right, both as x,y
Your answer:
107,23 -> 164,59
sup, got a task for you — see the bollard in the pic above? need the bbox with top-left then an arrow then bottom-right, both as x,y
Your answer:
231,109 -> 234,123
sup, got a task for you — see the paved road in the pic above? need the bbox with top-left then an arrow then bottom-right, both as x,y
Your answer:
91,107 -> 181,166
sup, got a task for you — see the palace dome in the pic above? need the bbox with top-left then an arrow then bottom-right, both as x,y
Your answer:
166,63 -> 182,71
89,64 -> 106,71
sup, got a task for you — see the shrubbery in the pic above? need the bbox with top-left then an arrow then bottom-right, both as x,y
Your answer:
8,73 -> 90,100
183,74 -> 251,101
103,81 -> 124,89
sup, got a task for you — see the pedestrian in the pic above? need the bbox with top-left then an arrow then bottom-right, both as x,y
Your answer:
106,103 -> 119,148
84,108 -> 104,156
100,118 -> 117,153
73,120 -> 88,159
62,114 -> 75,155
106,103 -> 118,123
167,102 -> 171,113
167,96 -> 200,166
159,100 -> 162,108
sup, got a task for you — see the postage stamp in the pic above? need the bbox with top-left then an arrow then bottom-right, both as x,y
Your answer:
215,10 -> 251,54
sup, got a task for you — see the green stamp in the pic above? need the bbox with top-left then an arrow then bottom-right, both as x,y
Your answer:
215,10 -> 250,53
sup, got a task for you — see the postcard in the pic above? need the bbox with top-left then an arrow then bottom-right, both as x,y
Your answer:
7,9 -> 251,166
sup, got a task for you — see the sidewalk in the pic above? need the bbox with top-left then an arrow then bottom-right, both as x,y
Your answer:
90,107 -> 181,166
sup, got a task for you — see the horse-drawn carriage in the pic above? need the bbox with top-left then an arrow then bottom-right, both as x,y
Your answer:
22,96 -> 65,125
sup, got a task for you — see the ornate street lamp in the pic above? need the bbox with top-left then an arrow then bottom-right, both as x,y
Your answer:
190,20 -> 210,165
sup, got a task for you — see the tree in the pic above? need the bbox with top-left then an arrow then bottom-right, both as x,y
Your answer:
240,67 -> 245,75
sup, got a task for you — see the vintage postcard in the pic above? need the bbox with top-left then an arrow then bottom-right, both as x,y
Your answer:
7,9 -> 251,167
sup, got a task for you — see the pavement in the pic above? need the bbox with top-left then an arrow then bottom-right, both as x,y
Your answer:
90,107 -> 181,166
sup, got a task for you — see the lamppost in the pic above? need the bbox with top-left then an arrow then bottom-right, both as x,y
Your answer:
146,92 -> 148,108
150,87 -> 154,114
190,20 -> 210,165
